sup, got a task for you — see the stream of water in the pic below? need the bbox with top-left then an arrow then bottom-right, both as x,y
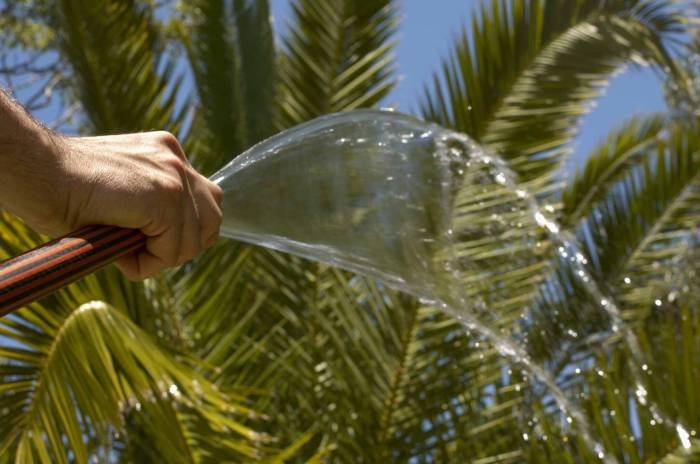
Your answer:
211,109 -> 690,460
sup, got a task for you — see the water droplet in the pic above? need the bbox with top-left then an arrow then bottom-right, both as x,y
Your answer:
636,384 -> 648,405
677,425 -> 692,449
595,444 -> 605,460
534,212 -> 560,233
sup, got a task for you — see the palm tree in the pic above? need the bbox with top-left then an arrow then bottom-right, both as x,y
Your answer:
0,0 -> 699,462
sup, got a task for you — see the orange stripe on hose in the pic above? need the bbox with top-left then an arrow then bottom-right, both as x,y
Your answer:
0,231 -> 146,305
0,228 -> 137,289
0,237 -> 145,315
0,226 -> 104,278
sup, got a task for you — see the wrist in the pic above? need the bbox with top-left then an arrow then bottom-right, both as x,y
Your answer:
0,121 -> 73,235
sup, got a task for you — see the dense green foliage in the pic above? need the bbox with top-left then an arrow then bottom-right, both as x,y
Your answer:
0,0 -> 699,462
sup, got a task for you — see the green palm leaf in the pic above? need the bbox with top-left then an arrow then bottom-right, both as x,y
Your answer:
57,0 -> 186,135
583,121 -> 700,313
278,0 -> 398,125
0,296 -> 263,462
420,0 -> 681,183
233,0 -> 277,144
562,114 -> 667,227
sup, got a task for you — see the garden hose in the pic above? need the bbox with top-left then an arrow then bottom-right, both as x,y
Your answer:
0,225 -> 146,315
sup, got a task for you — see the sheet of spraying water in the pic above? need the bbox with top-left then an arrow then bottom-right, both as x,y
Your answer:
211,110 -> 691,462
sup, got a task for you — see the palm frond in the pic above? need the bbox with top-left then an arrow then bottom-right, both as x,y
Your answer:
279,0 -> 398,125
233,0 -> 277,144
180,0 -> 247,173
562,113 -> 667,227
0,299 -> 265,462
57,0 -> 187,135
420,0 -> 682,183
177,0 -> 277,172
584,121 -> 700,313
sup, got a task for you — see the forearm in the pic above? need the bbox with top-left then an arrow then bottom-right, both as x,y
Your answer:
0,87 -> 52,155
0,89 -> 67,228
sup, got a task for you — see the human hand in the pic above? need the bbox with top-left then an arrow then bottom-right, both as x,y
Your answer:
4,130 -> 222,281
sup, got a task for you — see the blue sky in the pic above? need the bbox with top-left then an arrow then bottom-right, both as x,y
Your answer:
272,0 -> 668,171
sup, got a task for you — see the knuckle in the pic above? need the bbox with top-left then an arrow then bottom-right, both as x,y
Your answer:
163,154 -> 187,175
160,176 -> 186,199
154,130 -> 187,161
154,130 -> 178,148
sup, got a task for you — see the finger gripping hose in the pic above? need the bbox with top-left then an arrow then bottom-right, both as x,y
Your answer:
0,225 -> 146,316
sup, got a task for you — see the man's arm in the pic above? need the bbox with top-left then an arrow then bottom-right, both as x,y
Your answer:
0,89 -> 222,280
